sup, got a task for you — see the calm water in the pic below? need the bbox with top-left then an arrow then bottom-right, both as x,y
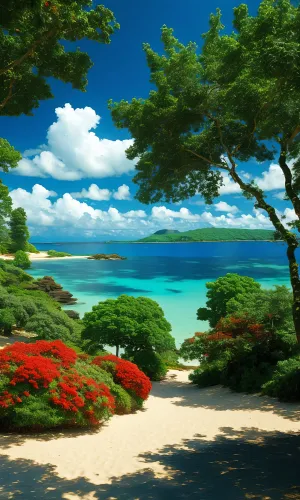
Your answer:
30,242 -> 291,347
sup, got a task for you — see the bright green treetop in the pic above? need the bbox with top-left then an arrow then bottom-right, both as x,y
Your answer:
82,295 -> 175,356
13,250 -> 31,269
226,285 -> 294,334
197,273 -> 261,328
9,208 -> 30,252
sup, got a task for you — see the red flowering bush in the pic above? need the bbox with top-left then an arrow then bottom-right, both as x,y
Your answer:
0,340 -> 115,429
92,354 -> 152,402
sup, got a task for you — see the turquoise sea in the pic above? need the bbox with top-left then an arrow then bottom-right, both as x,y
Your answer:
30,242 -> 291,347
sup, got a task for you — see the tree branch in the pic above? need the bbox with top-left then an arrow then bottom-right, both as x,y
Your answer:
279,145 -> 300,221
0,29 -> 57,76
0,79 -> 15,111
184,148 -> 229,170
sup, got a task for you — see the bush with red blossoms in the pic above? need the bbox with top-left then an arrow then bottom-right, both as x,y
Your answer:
92,355 -> 152,402
0,340 -> 116,430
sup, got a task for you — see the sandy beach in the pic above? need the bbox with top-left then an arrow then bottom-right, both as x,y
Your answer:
0,369 -> 299,499
0,252 -> 88,262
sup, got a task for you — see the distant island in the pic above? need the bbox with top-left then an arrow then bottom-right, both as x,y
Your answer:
135,228 -> 277,243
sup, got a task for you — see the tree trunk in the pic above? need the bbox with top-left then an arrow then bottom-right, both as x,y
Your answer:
116,344 -> 119,357
287,243 -> 300,344
229,166 -> 300,343
3,325 -> 12,337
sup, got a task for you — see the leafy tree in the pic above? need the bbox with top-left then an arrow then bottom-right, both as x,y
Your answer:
197,273 -> 261,328
0,308 -> 15,336
109,0 -> 300,342
13,250 -> 31,269
82,295 -> 175,356
0,180 -> 13,253
0,138 -> 21,172
0,0 -> 118,171
9,208 -> 30,252
227,285 -> 294,334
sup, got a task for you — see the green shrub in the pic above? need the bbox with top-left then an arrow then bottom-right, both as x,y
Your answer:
189,359 -> 226,387
26,243 -> 39,253
262,356 -> 300,401
24,309 -> 83,346
222,334 -> 298,393
110,384 -> 132,414
0,308 -> 15,336
0,243 -> 9,255
0,341 -> 115,430
160,349 -> 180,367
13,250 -> 31,269
129,350 -> 167,381
47,250 -> 72,257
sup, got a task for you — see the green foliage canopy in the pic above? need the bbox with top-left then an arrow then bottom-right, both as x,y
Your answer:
109,0 -> 300,341
13,250 -> 31,269
9,208 -> 30,252
0,0 -> 118,171
197,273 -> 261,328
227,285 -> 294,334
0,0 -> 119,117
82,295 -> 175,356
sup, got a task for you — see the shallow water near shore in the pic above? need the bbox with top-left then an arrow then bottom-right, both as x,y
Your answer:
30,241 -> 291,347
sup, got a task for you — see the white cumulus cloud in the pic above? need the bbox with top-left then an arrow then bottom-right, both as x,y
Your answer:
15,104 -> 135,180
214,201 -> 239,214
9,183 -> 294,239
151,206 -> 201,221
71,184 -> 111,201
113,184 -> 131,200
219,173 -> 242,195
255,163 -> 285,191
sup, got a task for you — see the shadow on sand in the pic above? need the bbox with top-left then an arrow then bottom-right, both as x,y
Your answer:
150,376 -> 300,422
0,428 -> 299,499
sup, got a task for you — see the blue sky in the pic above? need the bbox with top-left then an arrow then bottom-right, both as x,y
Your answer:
0,0 -> 293,242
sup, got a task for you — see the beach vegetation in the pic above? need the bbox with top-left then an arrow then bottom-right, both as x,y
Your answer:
82,295 -> 175,357
125,349 -> 168,381
13,250 -> 31,269
9,208 -> 30,253
197,274 -> 261,328
109,0 -> 300,343
0,340 -> 151,430
181,274 -> 299,400
47,250 -> 72,258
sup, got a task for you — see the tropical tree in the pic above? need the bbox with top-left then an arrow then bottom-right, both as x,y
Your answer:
0,180 -> 13,253
9,208 -> 30,252
226,285 -> 294,334
0,0 -> 119,170
13,249 -> 31,269
197,273 -> 261,328
82,295 -> 175,356
0,308 -> 15,336
109,0 -> 300,342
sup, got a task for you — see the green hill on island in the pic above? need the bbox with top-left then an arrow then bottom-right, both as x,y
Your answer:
137,228 -> 276,243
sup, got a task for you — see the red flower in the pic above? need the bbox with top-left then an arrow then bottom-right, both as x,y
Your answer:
93,355 -> 152,400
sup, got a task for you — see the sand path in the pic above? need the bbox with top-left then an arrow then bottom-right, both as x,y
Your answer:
0,370 -> 299,499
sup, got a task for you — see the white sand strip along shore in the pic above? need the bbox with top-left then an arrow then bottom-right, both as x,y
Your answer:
0,370 -> 299,499
0,252 -> 88,261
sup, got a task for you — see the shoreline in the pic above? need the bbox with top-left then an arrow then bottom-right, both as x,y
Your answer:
0,252 -> 89,262
0,252 -> 124,262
